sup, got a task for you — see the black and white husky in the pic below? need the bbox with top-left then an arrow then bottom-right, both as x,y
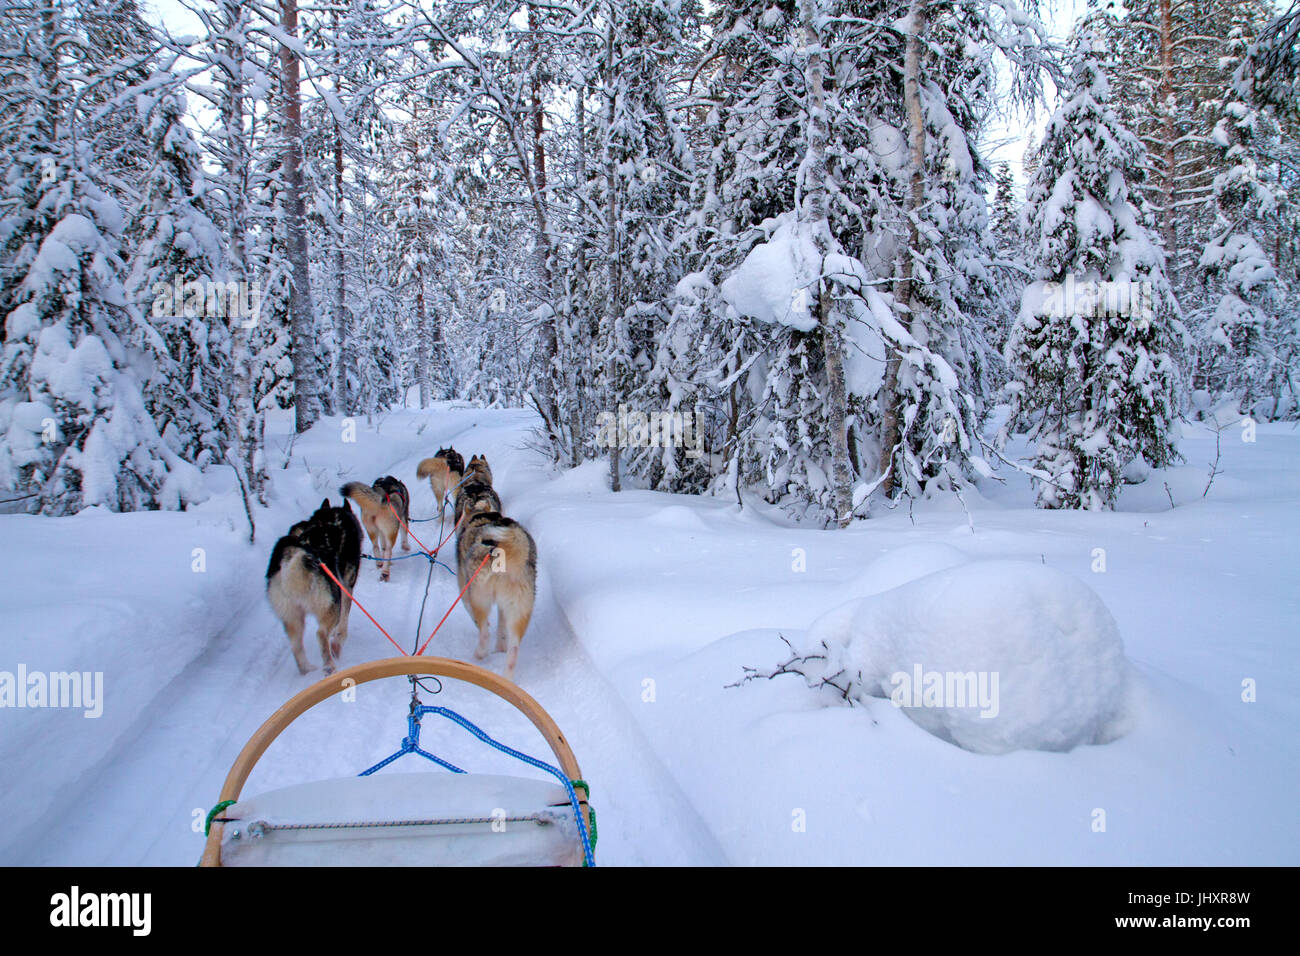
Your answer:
266,498 -> 363,675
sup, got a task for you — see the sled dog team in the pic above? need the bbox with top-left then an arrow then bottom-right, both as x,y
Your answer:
265,447 -> 538,682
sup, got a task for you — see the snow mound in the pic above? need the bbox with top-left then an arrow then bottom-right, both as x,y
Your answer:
845,542 -> 970,597
647,504 -> 708,530
801,559 -> 1131,754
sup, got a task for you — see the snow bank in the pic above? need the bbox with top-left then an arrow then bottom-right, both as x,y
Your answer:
798,560 -> 1131,754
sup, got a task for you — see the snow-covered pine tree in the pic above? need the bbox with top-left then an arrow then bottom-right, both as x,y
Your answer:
187,0 -> 271,510
593,0 -> 698,492
1003,17 -> 1184,510
660,0 -> 803,503
987,161 -> 1023,354
1104,0 -> 1286,369
992,162 -> 1019,252
1197,16 -> 1298,419
0,3 -> 203,514
126,84 -> 231,469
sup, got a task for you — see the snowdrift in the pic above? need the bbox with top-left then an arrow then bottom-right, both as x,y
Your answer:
798,559 -> 1132,754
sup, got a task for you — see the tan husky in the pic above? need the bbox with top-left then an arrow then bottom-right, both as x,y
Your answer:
456,511 -> 537,681
465,454 -> 493,486
340,476 -> 411,582
416,447 -> 465,511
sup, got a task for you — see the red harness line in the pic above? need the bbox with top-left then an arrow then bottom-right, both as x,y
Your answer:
416,552 -> 491,656
317,560 -> 408,657
386,498 -> 464,558
308,505 -> 484,660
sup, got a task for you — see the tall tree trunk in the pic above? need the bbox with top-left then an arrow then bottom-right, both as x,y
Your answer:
279,0 -> 320,434
604,18 -> 621,492
218,1 -> 265,517
880,0 -> 928,499
798,0 -> 854,527
332,11 -> 349,413
569,81 -> 589,468
415,193 -> 431,409
334,129 -> 348,412
1157,0 -> 1178,281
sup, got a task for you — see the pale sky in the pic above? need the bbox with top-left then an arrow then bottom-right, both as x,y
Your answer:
140,0 -> 1090,188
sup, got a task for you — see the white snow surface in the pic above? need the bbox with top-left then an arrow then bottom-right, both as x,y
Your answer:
0,402 -> 1296,865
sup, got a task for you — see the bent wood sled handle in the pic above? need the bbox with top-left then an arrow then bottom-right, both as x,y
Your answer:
199,656 -> 584,867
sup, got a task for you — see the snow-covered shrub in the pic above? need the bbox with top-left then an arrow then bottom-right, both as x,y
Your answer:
745,558 -> 1132,755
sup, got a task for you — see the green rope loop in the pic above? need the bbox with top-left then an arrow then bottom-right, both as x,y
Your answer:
571,779 -> 597,861
205,799 -> 236,836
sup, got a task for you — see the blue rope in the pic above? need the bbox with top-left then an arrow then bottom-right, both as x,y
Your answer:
358,710 -> 465,775
360,551 -> 433,563
357,703 -> 596,867
419,705 -> 596,867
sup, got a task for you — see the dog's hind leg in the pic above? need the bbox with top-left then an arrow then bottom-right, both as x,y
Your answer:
331,592 -> 353,660
495,612 -> 508,653
283,609 -> 312,675
317,604 -> 341,675
468,593 -> 493,660
502,609 -> 531,682
379,533 -> 394,582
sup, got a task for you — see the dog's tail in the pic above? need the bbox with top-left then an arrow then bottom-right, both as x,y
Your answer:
269,542 -> 341,603
468,518 -> 535,574
340,481 -> 387,519
415,457 -> 445,480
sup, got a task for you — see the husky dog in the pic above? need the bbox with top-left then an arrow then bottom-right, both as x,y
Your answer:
465,454 -> 492,486
267,499 -> 362,676
416,447 -> 465,512
456,511 -> 537,681
453,476 -> 502,524
340,476 -> 411,581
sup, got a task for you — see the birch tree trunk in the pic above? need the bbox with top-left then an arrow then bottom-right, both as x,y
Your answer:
333,10 -> 349,414
413,190 -> 431,409
798,0 -> 854,527
279,0 -> 320,434
1157,0 -> 1179,281
217,0 -> 265,523
880,0 -> 928,499
604,17 -> 622,492
568,81 -> 589,467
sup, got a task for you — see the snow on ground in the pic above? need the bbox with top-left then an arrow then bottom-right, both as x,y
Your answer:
0,404 -> 1296,865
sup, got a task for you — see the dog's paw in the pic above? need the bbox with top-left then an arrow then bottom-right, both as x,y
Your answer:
402,541 -> 410,551
323,663 -> 336,676
473,646 -> 489,661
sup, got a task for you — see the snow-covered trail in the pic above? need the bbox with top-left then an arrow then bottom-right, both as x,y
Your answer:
17,404 -> 724,865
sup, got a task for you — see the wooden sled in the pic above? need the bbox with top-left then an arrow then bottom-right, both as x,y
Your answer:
199,657 -> 594,867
